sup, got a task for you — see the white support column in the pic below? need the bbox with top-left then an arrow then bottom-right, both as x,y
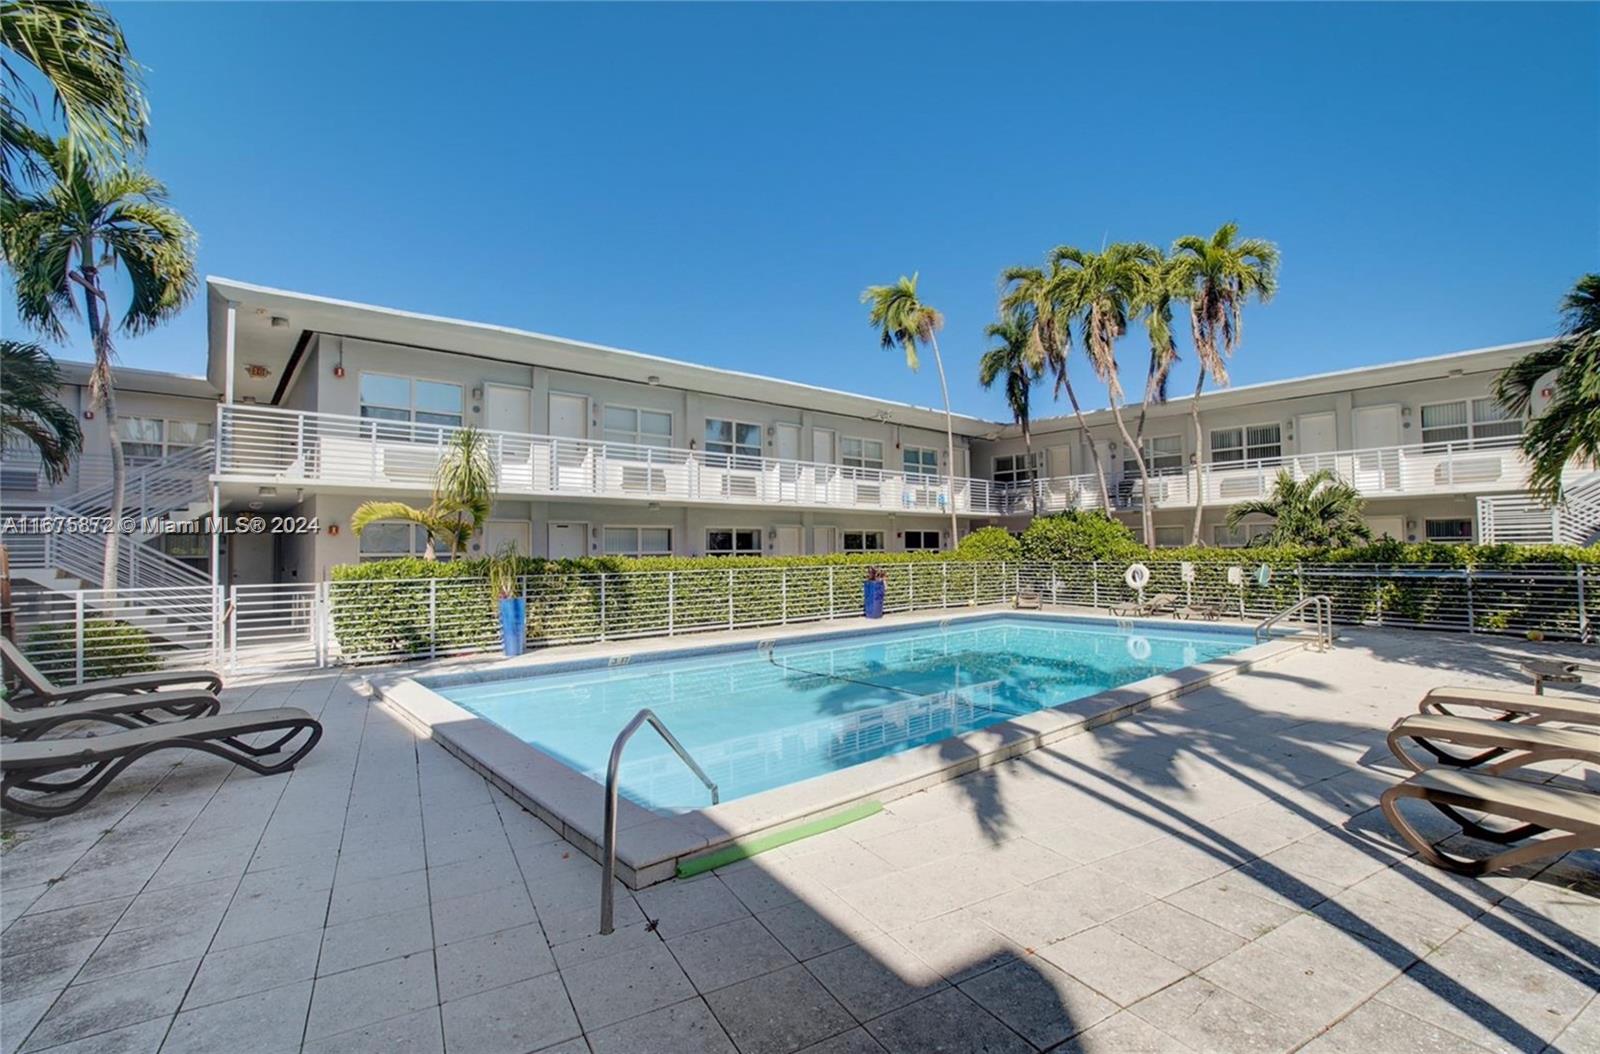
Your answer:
223,300 -> 238,405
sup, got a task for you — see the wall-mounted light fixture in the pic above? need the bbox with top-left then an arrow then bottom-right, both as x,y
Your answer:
270,316 -> 289,329
471,386 -> 483,400
646,375 -> 661,386
257,486 -> 277,497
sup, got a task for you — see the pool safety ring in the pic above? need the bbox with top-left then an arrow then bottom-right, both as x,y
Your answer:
1125,563 -> 1150,591
1255,563 -> 1273,588
1126,635 -> 1152,661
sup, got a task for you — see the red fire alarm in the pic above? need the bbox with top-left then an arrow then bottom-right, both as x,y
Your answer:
83,409 -> 94,420
328,524 -> 340,537
332,365 -> 346,379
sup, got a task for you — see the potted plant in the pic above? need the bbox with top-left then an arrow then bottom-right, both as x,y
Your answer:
862,565 -> 886,619
489,545 -> 526,657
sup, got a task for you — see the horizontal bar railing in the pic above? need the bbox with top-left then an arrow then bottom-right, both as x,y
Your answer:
216,403 -> 1005,514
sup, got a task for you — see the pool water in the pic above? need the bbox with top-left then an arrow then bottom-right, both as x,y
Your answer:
438,615 -> 1253,810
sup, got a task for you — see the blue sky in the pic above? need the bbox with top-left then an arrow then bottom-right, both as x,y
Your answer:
9,2 -> 1596,421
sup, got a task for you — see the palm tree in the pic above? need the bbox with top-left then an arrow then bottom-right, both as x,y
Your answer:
1171,223 -> 1280,544
1051,242 -> 1163,545
1226,469 -> 1371,548
1133,247 -> 1184,449
1,338 -> 82,482
1,1 -> 147,196
862,274 -> 959,544
999,262 -> 1113,509
1494,274 -> 1600,502
352,428 -> 495,561
1,138 -> 197,589
978,312 -> 1043,518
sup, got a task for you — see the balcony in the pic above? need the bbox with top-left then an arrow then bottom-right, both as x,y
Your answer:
216,405 -> 1007,515
1000,437 -> 1534,516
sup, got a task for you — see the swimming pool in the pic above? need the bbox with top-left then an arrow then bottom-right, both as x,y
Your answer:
435,614 -> 1254,811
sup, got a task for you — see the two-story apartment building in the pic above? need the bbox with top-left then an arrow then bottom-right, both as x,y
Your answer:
1,276 -> 1582,597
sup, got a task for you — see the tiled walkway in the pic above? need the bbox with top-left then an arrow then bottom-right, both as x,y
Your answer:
2,627 -> 1596,1053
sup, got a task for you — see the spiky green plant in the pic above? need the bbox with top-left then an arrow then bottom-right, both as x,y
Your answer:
1171,223 -> 1279,543
351,427 -> 496,560
1226,469 -> 1371,548
1,138 -> 196,589
1,338 -> 82,482
1493,274 -> 1600,502
862,274 -> 959,543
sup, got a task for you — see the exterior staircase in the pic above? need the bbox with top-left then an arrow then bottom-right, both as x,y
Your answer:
1477,470 -> 1600,546
2,443 -> 214,592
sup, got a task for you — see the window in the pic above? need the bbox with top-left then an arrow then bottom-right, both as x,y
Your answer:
841,438 -> 884,471
1151,526 -> 1186,548
1212,522 -> 1274,548
842,530 -> 884,552
704,419 -> 762,467
358,522 -> 448,561
902,446 -> 939,479
1420,398 -> 1521,449
1210,424 -> 1282,465
603,526 -> 672,556
706,528 -> 761,556
603,406 -> 672,451
158,531 -> 208,569
116,417 -> 213,463
903,530 -> 941,551
1425,519 -> 1473,544
993,453 -> 1038,485
1125,435 -> 1183,476
359,373 -> 463,430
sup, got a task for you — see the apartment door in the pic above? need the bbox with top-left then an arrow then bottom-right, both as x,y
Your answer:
775,423 -> 801,501
774,525 -> 803,556
812,428 -> 836,503
1367,515 -> 1406,542
1295,412 -> 1338,478
1353,405 -> 1403,492
547,521 -> 586,559
484,519 -> 532,558
548,393 -> 591,490
812,525 -> 837,555
484,384 -> 534,488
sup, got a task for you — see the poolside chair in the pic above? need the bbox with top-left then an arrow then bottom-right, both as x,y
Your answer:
1380,768 -> 1600,875
1015,588 -> 1042,610
1419,686 -> 1600,727
2,636 -> 222,707
1387,712 -> 1600,774
1175,598 -> 1226,621
2,692 -> 220,741
1109,593 -> 1177,618
0,707 -> 322,818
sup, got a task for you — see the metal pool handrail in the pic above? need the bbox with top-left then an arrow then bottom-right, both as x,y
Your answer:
1255,595 -> 1334,649
601,708 -> 719,935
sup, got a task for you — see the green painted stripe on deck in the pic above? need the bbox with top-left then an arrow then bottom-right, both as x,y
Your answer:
675,800 -> 883,878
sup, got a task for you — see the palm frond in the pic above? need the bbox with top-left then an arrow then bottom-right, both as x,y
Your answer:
0,337 -> 81,481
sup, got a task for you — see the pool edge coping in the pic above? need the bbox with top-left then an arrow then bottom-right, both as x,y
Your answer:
371,607 -> 1315,888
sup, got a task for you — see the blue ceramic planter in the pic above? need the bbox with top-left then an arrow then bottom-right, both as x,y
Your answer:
863,579 -> 885,619
498,597 -> 527,657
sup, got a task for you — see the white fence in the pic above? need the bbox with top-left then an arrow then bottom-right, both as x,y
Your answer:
6,560 -> 1594,683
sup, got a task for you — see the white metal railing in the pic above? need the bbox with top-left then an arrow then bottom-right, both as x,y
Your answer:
1005,437 -> 1537,516
1478,471 -> 1600,546
7,561 -> 1595,684
56,443 -> 213,521
1255,595 -> 1333,649
3,513 -> 210,590
216,404 -> 1005,515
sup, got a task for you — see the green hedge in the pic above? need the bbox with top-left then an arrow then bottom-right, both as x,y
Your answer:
24,619 -> 161,680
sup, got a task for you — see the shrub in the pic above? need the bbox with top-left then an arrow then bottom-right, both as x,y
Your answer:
24,619 -> 161,680
955,526 -> 1022,563
1020,512 -> 1143,563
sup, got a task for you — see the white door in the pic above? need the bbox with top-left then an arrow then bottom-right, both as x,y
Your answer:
812,429 -> 836,503
547,521 -> 586,559
774,525 -> 803,556
775,423 -> 801,501
1295,412 -> 1338,479
812,525 -> 836,555
484,519 -> 532,558
1352,405 -> 1403,491
1367,515 -> 1406,542
548,393 -> 591,490
485,385 -> 533,488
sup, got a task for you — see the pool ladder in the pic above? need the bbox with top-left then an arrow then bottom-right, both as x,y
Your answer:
600,709 -> 719,935
1254,595 -> 1334,650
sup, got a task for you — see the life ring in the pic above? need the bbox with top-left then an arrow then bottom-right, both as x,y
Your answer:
1255,564 -> 1273,587
1125,563 -> 1150,590
1126,635 -> 1152,661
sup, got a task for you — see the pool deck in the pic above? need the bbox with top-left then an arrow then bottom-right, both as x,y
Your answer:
374,607 -> 1310,888
1,623 -> 1595,1054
